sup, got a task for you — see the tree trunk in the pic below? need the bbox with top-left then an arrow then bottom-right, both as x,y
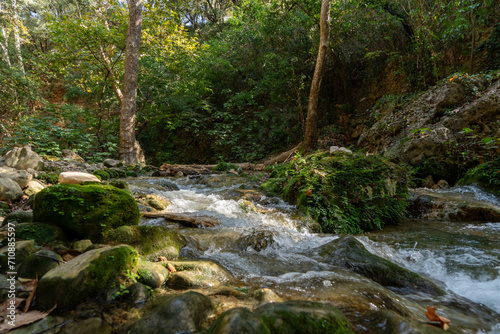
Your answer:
119,0 -> 145,164
303,0 -> 331,153
12,0 -> 24,74
0,1 -> 11,67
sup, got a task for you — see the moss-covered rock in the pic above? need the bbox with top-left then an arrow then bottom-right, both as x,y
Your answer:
92,170 -> 110,180
254,300 -> 354,334
36,245 -> 138,310
0,201 -> 10,216
33,184 -> 140,242
137,260 -> 168,289
458,157 -> 500,195
18,249 -> 63,279
128,291 -> 214,334
3,211 -> 33,225
16,223 -> 64,245
104,225 -> 185,259
261,152 -> 410,233
318,236 -> 444,296
35,172 -> 59,185
208,308 -> 271,334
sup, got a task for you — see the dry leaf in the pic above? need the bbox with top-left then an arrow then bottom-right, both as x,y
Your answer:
23,276 -> 38,313
166,263 -> 177,273
0,304 -> 56,332
0,298 -> 24,315
305,189 -> 313,196
426,306 -> 451,330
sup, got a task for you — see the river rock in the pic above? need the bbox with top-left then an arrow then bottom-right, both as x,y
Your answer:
166,271 -> 222,289
24,180 -> 46,196
135,194 -> 171,211
409,188 -> 500,222
0,170 -> 32,188
103,159 -> 123,168
137,260 -> 168,289
33,183 -> 140,242
317,236 -> 444,296
0,240 -> 38,272
58,171 -> 101,184
249,288 -> 283,304
18,249 -> 63,279
236,230 -> 274,252
72,239 -> 92,252
165,260 -> 232,284
36,245 -> 138,310
128,291 -> 214,334
0,176 -> 23,201
3,211 -> 32,225
208,307 -> 270,334
104,225 -> 186,259
254,300 -> 353,334
0,146 -> 44,170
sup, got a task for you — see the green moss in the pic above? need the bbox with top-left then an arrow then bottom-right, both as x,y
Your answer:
261,152 -> 410,234
458,157 -> 500,194
105,168 -> 119,179
33,184 -> 140,242
16,223 -> 63,245
93,170 -> 110,180
36,172 -> 59,185
108,180 -> 129,190
105,225 -> 186,258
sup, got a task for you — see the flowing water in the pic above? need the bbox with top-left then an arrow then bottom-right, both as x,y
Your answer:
128,177 -> 500,333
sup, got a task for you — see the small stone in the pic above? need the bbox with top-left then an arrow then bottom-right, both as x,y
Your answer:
422,175 -> 435,188
431,179 -> 450,189
59,171 -> 101,184
73,239 -> 93,252
175,171 -> 184,178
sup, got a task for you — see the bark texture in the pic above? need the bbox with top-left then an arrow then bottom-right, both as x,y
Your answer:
303,0 -> 331,153
120,0 -> 145,164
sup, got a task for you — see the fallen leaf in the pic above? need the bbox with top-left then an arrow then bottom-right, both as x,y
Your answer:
23,276 -> 38,313
0,298 -> 25,314
166,263 -> 177,273
426,306 -> 450,330
0,304 -> 56,332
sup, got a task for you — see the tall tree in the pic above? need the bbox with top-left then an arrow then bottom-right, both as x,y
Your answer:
0,0 -> 11,67
120,0 -> 145,164
303,0 -> 330,153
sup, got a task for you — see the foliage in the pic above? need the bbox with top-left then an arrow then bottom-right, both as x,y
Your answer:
261,151 -> 411,233
459,156 -> 500,194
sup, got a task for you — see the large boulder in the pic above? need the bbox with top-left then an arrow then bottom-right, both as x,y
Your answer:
36,245 -> 138,310
317,236 -> 444,296
253,300 -> 353,334
33,184 -> 140,242
0,176 -> 23,201
0,170 -> 32,188
128,292 -> 214,334
0,146 -> 43,170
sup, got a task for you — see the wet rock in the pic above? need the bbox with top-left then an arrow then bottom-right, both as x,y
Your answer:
73,239 -> 92,252
165,260 -> 232,283
36,245 -> 138,310
166,271 -> 222,289
0,170 -> 32,188
208,307 -> 270,334
18,249 -> 63,279
318,236 -> 444,296
156,179 -> 179,191
135,194 -> 171,211
33,183 -> 139,242
3,211 -> 32,225
58,171 -> 101,184
24,180 -> 46,196
0,240 -> 38,272
0,146 -> 44,170
366,310 -> 443,334
237,230 -> 274,252
254,300 -> 353,334
249,288 -> 282,304
16,223 -> 63,244
202,175 -> 244,188
0,176 -> 23,201
137,260 -> 168,289
128,291 -> 214,334
409,188 -> 500,222
104,225 -> 186,260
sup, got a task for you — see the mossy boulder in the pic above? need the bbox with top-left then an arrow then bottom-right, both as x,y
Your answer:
137,260 -> 168,289
104,225 -> 185,260
208,308 -> 271,334
33,184 -> 140,242
253,300 -> 354,334
36,245 -> 138,310
18,249 -> 63,279
16,223 -> 64,245
261,152 -> 410,233
128,291 -> 214,334
318,236 -> 444,296
92,170 -> 110,180
3,211 -> 33,225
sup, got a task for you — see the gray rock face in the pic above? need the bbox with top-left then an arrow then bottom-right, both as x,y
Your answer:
0,176 -> 23,201
317,236 -> 444,296
0,170 -> 32,188
128,292 -> 214,334
0,146 -> 43,170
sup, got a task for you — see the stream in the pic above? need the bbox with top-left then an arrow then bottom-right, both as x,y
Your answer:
128,176 -> 500,333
